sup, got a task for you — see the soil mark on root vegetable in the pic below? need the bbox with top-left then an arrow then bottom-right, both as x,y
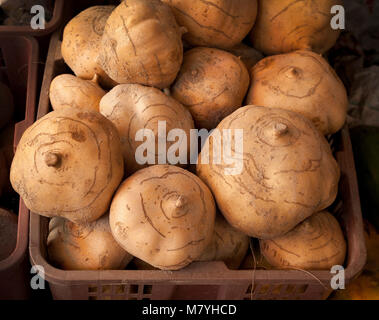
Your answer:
140,193 -> 166,238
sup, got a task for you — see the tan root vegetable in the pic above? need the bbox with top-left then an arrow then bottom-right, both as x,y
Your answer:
245,50 -> 348,135
100,84 -> 194,174
197,214 -> 249,269
49,74 -> 106,112
10,108 -> 124,224
197,106 -> 340,239
171,47 -> 250,129
61,5 -> 117,88
110,165 -> 216,270
47,214 -> 133,270
162,0 -> 258,49
0,82 -> 14,129
250,0 -> 343,55
260,211 -> 346,270
0,208 -> 18,261
226,43 -> 264,71
99,0 -> 184,89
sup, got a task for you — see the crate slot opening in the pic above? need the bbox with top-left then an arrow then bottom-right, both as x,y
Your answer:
143,285 -> 152,294
271,285 -> 284,295
245,284 -> 257,294
88,286 -> 98,293
129,285 -> 139,294
102,285 -> 112,294
296,285 -> 308,294
115,285 -> 126,294
285,285 -> 296,294
258,285 -> 270,294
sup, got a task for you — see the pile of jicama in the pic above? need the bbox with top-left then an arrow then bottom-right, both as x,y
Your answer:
11,0 -> 348,272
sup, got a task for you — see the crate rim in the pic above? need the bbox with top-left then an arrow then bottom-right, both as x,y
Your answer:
28,26 -> 367,299
0,35 -> 38,273
29,231 -> 337,286
29,127 -> 367,290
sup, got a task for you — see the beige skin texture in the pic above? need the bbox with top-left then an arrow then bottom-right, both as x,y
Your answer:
250,0 -> 343,55
49,74 -> 106,112
98,0 -> 184,89
10,108 -> 124,224
245,50 -> 348,135
260,211 -> 347,270
197,214 -> 250,269
110,165 -> 216,271
100,84 -> 194,174
171,47 -> 250,130
0,82 -> 14,129
162,0 -> 258,49
197,106 -> 340,239
47,214 -> 133,270
0,208 -> 17,261
61,5 -> 118,89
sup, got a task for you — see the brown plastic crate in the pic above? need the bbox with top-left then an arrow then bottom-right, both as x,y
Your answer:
0,0 -> 64,36
29,29 -> 367,300
0,35 -> 38,299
